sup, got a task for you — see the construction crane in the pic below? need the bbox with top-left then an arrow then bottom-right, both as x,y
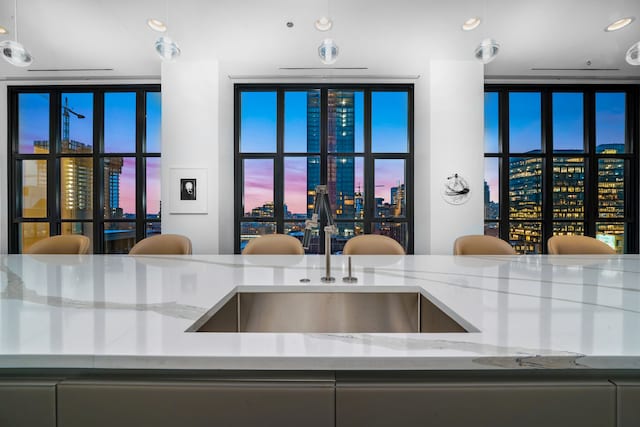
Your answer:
62,97 -> 85,142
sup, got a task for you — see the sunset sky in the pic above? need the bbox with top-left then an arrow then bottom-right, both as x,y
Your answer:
241,90 -> 408,214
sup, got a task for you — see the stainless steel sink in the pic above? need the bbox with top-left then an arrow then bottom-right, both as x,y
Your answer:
190,291 -> 469,333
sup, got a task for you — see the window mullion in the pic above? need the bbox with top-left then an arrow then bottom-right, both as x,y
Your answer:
274,90 -> 284,234
363,89 -> 373,234
582,89 -> 594,238
135,90 -> 146,242
541,89 -> 553,253
499,89 -> 510,242
319,87 -> 329,253
94,90 -> 105,253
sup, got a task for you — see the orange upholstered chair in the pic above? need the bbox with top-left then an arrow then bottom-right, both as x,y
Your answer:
25,235 -> 91,255
129,234 -> 192,255
453,235 -> 516,255
342,235 -> 406,255
242,234 -> 305,255
547,235 -> 616,255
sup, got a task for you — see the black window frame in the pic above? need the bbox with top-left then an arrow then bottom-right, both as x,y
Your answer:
485,84 -> 639,254
7,84 -> 161,254
234,83 -> 415,254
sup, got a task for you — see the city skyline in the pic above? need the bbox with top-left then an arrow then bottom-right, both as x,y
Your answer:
484,91 -> 627,204
241,90 -> 408,215
18,92 -> 161,217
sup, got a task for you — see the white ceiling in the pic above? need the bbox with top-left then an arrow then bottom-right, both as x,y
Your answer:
1,0 -> 639,81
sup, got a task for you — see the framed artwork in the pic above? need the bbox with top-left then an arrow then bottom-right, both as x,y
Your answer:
170,168 -> 207,214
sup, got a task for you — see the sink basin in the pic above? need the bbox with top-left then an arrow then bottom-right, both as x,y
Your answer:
190,291 -> 470,333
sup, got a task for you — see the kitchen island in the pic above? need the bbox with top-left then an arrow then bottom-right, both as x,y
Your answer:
1,254 -> 639,426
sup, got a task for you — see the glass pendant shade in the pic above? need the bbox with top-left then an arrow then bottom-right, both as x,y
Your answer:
0,39 -> 33,67
474,38 -> 500,64
155,36 -> 181,61
318,38 -> 338,64
626,41 -> 640,65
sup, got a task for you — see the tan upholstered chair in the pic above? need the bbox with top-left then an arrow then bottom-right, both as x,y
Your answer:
453,235 -> 516,255
342,235 -> 406,255
242,234 -> 305,255
25,235 -> 91,255
547,235 -> 616,255
128,234 -> 192,255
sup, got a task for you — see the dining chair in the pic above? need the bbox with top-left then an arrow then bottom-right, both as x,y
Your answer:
342,234 -> 406,255
242,234 -> 305,255
453,235 -> 516,255
25,235 -> 91,255
547,235 -> 616,255
128,234 -> 193,255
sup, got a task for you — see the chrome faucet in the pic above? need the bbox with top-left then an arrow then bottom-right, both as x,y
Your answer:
302,185 -> 337,282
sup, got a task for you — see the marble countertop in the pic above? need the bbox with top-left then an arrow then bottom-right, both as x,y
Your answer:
1,254 -> 640,371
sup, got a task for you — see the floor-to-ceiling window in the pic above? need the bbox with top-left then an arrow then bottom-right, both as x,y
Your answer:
484,85 -> 638,254
235,84 -> 414,254
8,85 -> 161,254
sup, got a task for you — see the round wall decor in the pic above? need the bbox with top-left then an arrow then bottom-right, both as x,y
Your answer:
441,173 -> 471,205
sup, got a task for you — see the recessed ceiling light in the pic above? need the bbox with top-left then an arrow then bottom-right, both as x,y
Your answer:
626,41 -> 640,65
0,26 -> 8,35
462,17 -> 481,31
315,16 -> 333,31
147,18 -> 167,32
605,17 -> 634,32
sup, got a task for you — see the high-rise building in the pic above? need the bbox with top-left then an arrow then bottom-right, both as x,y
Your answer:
506,145 -> 625,253
104,157 -> 124,219
326,91 -> 355,223
306,90 -> 356,252
390,184 -> 405,217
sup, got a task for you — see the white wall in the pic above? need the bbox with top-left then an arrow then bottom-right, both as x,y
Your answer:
161,60 -> 220,253
428,60 -> 485,254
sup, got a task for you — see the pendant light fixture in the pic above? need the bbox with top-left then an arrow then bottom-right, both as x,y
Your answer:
0,0 -> 33,67
626,41 -> 640,65
473,0 -> 500,64
149,0 -> 180,61
316,0 -> 338,64
318,38 -> 338,64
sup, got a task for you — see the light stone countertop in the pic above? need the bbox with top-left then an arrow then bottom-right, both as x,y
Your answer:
1,254 -> 639,371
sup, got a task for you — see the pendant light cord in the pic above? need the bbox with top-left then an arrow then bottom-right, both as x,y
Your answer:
14,0 -> 19,42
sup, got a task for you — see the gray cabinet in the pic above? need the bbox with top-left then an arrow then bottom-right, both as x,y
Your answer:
336,380 -> 615,427
612,380 -> 640,427
0,380 -> 57,427
58,379 -> 334,427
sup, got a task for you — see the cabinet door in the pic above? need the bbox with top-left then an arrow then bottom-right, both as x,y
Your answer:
0,380 -> 57,427
58,379 -> 334,427
337,380 -> 615,427
612,380 -> 640,427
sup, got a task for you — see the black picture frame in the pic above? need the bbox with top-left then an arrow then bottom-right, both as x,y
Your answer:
180,178 -> 197,200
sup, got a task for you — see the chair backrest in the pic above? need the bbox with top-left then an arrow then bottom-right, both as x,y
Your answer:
128,234 -> 192,255
342,235 -> 405,255
547,235 -> 616,255
453,235 -> 516,255
25,235 -> 91,255
242,234 -> 305,255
